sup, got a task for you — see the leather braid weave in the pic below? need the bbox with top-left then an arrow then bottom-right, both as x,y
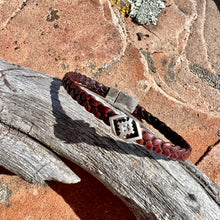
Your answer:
63,74 -> 116,126
62,72 -> 192,161
133,105 -> 191,151
64,72 -> 109,97
137,130 -> 191,161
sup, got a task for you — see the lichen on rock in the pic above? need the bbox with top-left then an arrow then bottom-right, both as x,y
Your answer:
111,0 -> 165,25
128,0 -> 165,25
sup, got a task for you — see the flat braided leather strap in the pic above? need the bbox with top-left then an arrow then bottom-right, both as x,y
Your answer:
62,72 -> 192,161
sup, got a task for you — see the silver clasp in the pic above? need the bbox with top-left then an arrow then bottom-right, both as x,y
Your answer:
105,87 -> 139,113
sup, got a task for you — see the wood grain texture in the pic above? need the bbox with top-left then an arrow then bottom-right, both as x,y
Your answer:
0,58 -> 219,219
0,122 -> 80,184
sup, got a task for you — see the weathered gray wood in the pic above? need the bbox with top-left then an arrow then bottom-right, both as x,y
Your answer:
0,58 -> 219,220
0,122 -> 80,184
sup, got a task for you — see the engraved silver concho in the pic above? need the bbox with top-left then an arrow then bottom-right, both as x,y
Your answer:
109,114 -> 142,141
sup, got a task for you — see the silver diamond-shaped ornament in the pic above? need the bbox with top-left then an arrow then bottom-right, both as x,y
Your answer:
109,114 -> 142,141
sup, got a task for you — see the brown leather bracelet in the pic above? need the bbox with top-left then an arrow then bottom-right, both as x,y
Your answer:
62,72 -> 192,161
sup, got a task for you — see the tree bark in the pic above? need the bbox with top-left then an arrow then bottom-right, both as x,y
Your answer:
0,58 -> 219,220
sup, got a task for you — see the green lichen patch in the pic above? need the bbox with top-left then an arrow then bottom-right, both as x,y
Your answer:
111,0 -> 165,25
141,50 -> 157,73
129,0 -> 165,25
190,64 -> 220,90
0,183 -> 12,203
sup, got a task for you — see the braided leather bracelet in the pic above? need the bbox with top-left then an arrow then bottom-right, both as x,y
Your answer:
62,72 -> 192,161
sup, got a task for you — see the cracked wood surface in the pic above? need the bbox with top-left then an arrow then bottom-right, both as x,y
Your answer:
0,122 -> 80,184
0,58 -> 220,219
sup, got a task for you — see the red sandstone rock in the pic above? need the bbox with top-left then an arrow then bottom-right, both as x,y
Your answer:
0,0 -> 219,218
0,163 -> 135,220
197,142 -> 220,186
0,0 -> 125,78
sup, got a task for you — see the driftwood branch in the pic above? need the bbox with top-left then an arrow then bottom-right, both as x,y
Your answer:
0,58 -> 219,219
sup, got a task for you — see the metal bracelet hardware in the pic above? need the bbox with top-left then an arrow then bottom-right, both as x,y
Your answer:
106,87 -> 142,141
105,87 -> 139,113
109,114 -> 142,141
